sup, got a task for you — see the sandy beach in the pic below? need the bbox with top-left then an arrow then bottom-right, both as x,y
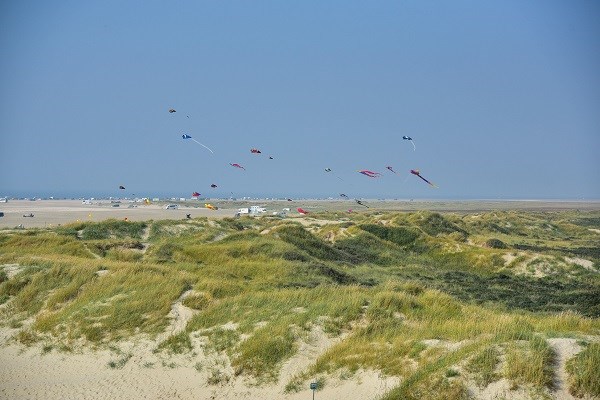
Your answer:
1,199 -> 599,229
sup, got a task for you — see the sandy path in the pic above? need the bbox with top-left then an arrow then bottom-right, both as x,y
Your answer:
547,338 -> 581,400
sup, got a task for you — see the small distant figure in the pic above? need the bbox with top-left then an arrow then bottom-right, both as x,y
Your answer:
211,184 -> 218,188
23,213 -> 34,217
124,217 -> 129,221
186,214 -> 191,219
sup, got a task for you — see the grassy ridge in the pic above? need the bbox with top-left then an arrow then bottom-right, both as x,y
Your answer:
0,210 -> 599,397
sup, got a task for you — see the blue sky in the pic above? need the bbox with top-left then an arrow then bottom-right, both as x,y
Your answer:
1,1 -> 599,199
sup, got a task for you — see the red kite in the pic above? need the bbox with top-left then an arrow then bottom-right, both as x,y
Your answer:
358,170 -> 381,178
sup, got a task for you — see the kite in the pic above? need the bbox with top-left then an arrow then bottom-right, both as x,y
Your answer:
205,203 -> 218,210
182,134 -> 214,154
269,156 -> 274,160
192,192 -> 201,197
386,166 -> 398,174
210,184 -> 218,188
410,169 -> 438,188
355,200 -> 370,208
340,193 -> 348,198
250,148 -> 262,154
230,163 -> 245,170
358,170 -> 382,178
297,208 -> 308,214
119,185 -> 126,190
287,198 -> 293,202
169,108 -> 176,113
403,136 -> 416,151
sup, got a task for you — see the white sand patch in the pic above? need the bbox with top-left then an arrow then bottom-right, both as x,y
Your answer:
279,325 -> 341,380
468,378 -> 531,400
547,338 -> 581,400
293,218 -> 338,227
588,228 -> 600,234
502,253 -> 519,266
422,339 -> 469,351
211,232 -> 228,242
162,290 -> 198,338
508,254 -> 567,278
565,257 -> 596,272
1,264 -> 23,279
220,321 -> 239,331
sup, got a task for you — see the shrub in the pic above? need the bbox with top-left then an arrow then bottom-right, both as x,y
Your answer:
359,224 -> 419,246
485,238 -> 507,249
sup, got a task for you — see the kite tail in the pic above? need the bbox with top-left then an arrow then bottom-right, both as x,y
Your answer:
411,141 -> 416,151
192,139 -> 214,153
420,176 -> 438,188
418,175 -> 431,185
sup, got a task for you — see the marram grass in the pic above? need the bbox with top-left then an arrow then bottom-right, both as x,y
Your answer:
0,210 -> 598,395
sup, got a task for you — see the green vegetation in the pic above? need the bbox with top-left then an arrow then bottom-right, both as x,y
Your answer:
566,342 -> 600,397
157,331 -> 193,354
0,210 -> 599,396
504,336 -> 554,390
466,346 -> 500,387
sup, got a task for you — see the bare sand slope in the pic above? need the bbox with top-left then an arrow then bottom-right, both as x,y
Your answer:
0,335 -> 397,400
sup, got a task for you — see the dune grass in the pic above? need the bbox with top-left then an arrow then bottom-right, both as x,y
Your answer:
504,336 -> 555,390
0,209 -> 598,394
566,342 -> 600,397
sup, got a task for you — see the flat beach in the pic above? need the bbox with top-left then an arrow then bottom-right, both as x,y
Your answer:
1,199 -> 599,229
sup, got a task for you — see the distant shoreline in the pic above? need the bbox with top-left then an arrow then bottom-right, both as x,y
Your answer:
1,199 -> 599,229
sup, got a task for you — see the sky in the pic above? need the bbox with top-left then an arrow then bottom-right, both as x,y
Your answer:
1,1 -> 599,200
